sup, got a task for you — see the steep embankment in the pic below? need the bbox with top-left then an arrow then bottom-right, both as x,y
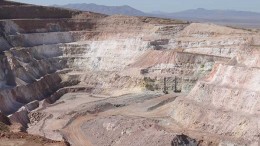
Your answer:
166,35 -> 260,144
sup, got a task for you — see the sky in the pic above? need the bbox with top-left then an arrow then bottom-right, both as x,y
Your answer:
12,0 -> 260,13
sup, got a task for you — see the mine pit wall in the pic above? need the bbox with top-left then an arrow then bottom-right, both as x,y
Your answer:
0,73 -> 61,115
0,11 -> 255,134
44,86 -> 94,104
0,55 -> 16,88
0,20 -> 234,108
4,52 -> 65,85
0,37 -> 10,51
131,51 -> 230,93
0,18 -> 87,125
0,5 -> 81,19
3,19 -> 97,33
237,46 -> 260,68
8,107 -> 29,128
167,43 -> 260,143
0,72 -> 81,128
0,25 -> 12,51
8,32 -> 75,47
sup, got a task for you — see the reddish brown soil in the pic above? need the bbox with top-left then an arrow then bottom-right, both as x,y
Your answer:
0,132 -> 69,146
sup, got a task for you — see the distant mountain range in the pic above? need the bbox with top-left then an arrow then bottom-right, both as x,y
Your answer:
53,3 -> 147,16
154,8 -> 260,28
155,8 -> 260,23
53,3 -> 260,28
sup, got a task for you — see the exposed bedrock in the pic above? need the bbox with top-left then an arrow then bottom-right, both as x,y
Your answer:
168,48 -> 260,144
0,1 -> 259,145
0,19 -> 252,109
0,111 -> 11,125
0,73 -> 62,115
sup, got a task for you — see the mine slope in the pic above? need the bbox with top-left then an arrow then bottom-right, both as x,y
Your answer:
0,1 -> 259,146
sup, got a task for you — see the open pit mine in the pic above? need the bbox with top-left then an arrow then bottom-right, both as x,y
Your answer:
0,1 -> 260,146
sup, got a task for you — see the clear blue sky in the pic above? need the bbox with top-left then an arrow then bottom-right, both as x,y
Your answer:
12,0 -> 260,13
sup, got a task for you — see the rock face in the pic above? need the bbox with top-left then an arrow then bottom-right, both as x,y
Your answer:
0,112 -> 10,125
171,134 -> 199,146
168,47 -> 260,144
0,1 -> 259,146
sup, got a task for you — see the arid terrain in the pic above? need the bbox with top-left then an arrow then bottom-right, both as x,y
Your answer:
0,1 -> 260,146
